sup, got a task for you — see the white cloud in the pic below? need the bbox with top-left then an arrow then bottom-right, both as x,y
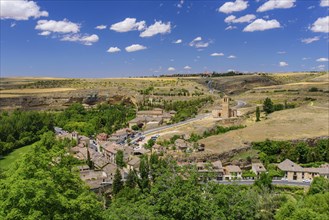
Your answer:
228,55 -> 236,59
0,0 -> 48,20
61,34 -> 99,46
316,57 -> 329,62
225,14 -> 256,23
125,44 -> 147,52
224,15 -> 236,23
107,47 -> 121,53
308,6 -> 315,9
277,51 -> 286,54
184,65 -> 191,70
320,0 -> 329,7
189,37 -> 210,48
38,31 -> 51,36
10,22 -> 16,28
218,0 -> 248,14
301,36 -> 320,44
140,21 -> 171,37
110,18 -> 145,32
95,25 -> 106,30
195,42 -> 209,48
257,0 -> 296,12
243,19 -> 281,32
168,67 -> 175,71
310,16 -> 329,33
225,25 -> 237,30
35,19 -> 80,34
302,57 -> 310,60
211,53 -> 224,56
279,61 -> 288,67
173,39 -> 182,44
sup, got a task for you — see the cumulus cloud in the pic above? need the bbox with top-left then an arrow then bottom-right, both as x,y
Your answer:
107,47 -> 121,53
257,0 -> 296,12
95,25 -> 106,30
35,19 -> 80,34
320,0 -> 329,7
225,14 -> 256,23
279,61 -> 288,67
140,21 -> 171,37
218,0 -> 248,14
173,39 -> 182,44
125,44 -> 147,52
189,37 -> 210,48
310,16 -> 329,33
225,25 -> 237,30
243,19 -> 281,32
61,34 -> 99,46
110,18 -> 145,32
168,67 -> 175,71
228,55 -> 236,59
184,65 -> 191,70
0,0 -> 48,20
10,22 -> 16,28
316,57 -> 329,62
211,53 -> 224,56
301,36 -> 320,44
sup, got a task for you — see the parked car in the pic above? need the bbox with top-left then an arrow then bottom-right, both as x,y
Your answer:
302,179 -> 311,183
281,177 -> 288,181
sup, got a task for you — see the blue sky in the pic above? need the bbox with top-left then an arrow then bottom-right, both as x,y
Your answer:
1,0 -> 328,77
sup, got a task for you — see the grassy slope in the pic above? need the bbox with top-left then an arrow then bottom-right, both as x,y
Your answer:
199,104 -> 329,155
0,142 -> 37,170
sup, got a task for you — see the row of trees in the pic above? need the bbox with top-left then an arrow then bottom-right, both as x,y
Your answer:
253,138 -> 329,165
263,98 -> 295,115
0,103 -> 135,156
55,103 -> 136,136
0,110 -> 54,155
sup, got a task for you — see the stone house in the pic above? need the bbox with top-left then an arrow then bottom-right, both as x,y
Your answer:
223,165 -> 242,180
196,160 -> 224,181
278,159 -> 329,181
252,163 -> 267,176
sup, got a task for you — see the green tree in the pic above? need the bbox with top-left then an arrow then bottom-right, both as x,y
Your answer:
308,177 -> 329,195
0,143 -> 103,219
115,150 -> 125,168
137,156 -> 150,192
112,168 -> 123,195
125,169 -> 136,188
256,106 -> 261,122
263,97 -> 274,114
254,172 -> 272,189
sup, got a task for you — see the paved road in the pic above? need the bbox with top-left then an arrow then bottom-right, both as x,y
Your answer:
142,113 -> 211,136
234,100 -> 247,108
216,180 -> 311,187
131,99 -> 247,143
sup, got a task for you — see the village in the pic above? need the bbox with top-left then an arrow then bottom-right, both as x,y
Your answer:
55,95 -> 329,192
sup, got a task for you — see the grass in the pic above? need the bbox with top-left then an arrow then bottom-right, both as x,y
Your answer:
230,149 -> 259,162
200,104 -> 329,155
0,142 -> 37,170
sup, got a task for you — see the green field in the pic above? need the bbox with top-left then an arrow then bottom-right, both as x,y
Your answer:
0,142 -> 37,170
